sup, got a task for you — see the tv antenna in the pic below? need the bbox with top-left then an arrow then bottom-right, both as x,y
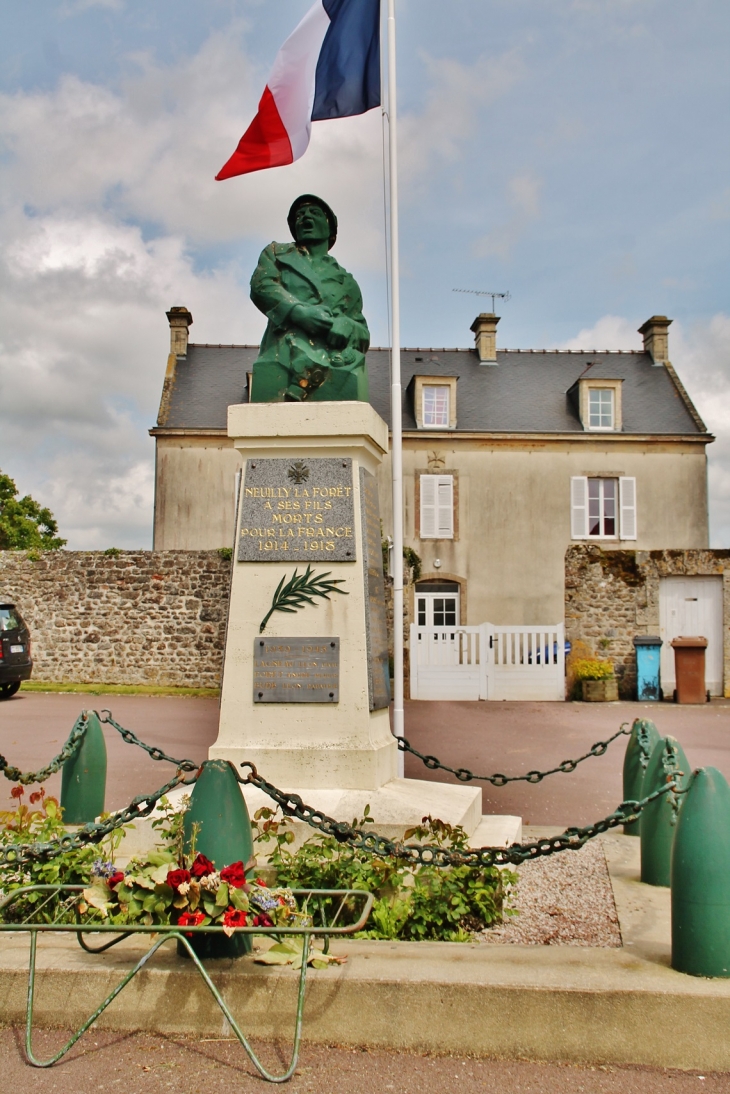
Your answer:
453,289 -> 511,313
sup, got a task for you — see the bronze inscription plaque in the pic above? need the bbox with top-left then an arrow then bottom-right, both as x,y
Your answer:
238,457 -> 356,562
253,637 -> 340,703
359,468 -> 391,711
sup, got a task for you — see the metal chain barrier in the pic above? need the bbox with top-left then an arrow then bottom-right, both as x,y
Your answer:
0,709 -> 675,873
0,712 -> 88,786
238,760 -> 677,869
396,723 -> 631,786
0,770 -> 198,868
98,710 -> 198,772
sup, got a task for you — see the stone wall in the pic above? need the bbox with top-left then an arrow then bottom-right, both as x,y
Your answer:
565,545 -> 730,698
0,550 -> 231,688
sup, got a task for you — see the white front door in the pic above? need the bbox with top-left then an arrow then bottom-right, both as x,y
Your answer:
659,576 -> 724,695
415,586 -> 460,628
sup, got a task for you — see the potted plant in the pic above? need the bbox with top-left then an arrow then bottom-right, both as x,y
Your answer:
573,658 -> 618,702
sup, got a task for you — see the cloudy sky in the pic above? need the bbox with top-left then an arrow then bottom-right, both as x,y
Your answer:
1,0 -> 728,549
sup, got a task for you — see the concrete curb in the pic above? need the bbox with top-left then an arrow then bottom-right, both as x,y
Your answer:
2,832 -> 729,1070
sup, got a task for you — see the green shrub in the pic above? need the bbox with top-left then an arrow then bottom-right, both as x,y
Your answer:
0,787 -> 120,922
0,793 -> 518,942
254,808 -> 516,942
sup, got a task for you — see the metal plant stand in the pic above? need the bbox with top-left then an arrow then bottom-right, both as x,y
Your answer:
0,885 -> 372,1084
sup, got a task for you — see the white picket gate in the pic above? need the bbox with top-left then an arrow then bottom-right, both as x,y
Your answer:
409,622 -> 566,701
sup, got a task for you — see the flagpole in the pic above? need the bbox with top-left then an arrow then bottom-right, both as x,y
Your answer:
387,0 -> 405,772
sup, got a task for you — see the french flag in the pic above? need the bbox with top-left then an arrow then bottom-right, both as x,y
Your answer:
216,0 -> 381,180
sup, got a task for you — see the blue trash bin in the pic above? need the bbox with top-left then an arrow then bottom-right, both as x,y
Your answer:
634,635 -> 663,701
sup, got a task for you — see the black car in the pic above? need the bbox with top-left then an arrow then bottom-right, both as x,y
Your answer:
0,604 -> 33,699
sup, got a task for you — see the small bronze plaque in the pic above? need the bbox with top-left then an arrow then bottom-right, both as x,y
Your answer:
238,457 -> 356,562
253,637 -> 340,703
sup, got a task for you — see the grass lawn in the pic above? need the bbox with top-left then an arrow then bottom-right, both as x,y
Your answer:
20,681 -> 219,698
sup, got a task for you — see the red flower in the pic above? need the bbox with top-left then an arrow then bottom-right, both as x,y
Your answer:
107,871 -> 125,889
176,910 -> 205,936
254,877 -> 267,887
222,907 -> 248,930
29,788 -> 45,804
220,861 -> 247,889
253,913 -> 273,928
10,786 -> 23,800
167,868 -> 191,891
190,853 -> 215,878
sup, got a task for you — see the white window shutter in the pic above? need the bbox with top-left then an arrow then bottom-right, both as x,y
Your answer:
420,475 -> 437,538
436,476 -> 454,538
570,476 -> 588,538
619,477 -> 637,540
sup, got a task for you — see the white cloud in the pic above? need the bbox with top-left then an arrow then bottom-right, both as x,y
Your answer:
473,171 -> 543,259
558,315 -> 643,351
60,0 -> 125,12
0,28 -> 390,549
399,48 -> 525,185
669,314 -> 730,548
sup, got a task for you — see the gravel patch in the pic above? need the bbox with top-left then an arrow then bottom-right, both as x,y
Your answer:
480,838 -> 621,947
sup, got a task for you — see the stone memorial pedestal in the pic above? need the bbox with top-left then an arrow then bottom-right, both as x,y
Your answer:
210,401 -> 520,845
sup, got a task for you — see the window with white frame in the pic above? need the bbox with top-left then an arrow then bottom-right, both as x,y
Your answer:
587,388 -> 614,430
420,474 -> 454,539
571,476 -> 637,540
422,386 -> 450,428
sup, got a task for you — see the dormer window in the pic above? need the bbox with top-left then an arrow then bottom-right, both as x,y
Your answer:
572,376 -> 623,432
423,386 -> 450,427
412,375 -> 458,429
588,388 -> 614,430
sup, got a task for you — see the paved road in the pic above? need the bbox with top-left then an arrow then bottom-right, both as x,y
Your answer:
1,691 -> 729,826
1,1030 -> 726,1093
401,698 -> 730,825
0,693 -> 219,813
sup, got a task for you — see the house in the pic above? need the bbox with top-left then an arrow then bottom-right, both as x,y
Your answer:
151,309 -> 712,697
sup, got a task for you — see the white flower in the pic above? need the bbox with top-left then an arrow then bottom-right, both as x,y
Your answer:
177,881 -> 190,895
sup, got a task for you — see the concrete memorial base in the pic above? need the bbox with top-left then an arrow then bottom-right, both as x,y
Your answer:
207,400 -> 519,841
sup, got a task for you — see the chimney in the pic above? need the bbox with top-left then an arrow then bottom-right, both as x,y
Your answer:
470,313 -> 500,364
166,306 -> 193,357
638,315 -> 671,366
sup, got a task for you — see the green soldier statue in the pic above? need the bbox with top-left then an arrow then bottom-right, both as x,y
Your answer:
249,194 -> 370,402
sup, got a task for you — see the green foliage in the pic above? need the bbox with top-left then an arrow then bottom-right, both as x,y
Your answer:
259,564 -> 348,634
403,546 -> 422,583
380,540 -> 422,583
103,547 -> 122,557
572,658 -> 614,681
253,808 -> 517,942
217,547 -> 233,561
0,786 -> 121,922
0,793 -> 302,935
0,471 -> 66,551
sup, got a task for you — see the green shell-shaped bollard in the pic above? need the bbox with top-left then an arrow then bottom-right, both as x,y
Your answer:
622,718 -> 661,836
180,759 -> 255,959
671,767 -> 730,977
640,735 -> 691,887
60,711 -> 107,825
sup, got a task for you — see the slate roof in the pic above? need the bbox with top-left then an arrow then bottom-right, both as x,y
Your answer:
158,344 -> 706,436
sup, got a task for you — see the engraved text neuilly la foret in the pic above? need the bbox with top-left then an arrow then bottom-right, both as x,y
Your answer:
238,457 -> 357,562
